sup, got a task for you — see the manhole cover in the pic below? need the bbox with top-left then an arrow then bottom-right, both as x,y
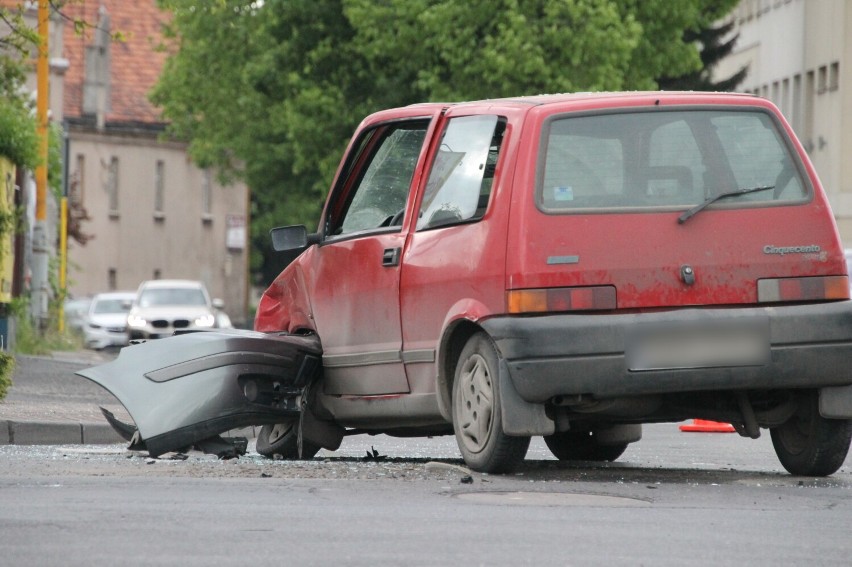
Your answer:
456,491 -> 650,507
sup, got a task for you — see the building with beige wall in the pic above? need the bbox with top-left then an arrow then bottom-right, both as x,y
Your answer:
61,0 -> 250,324
66,130 -> 249,321
714,0 -> 852,244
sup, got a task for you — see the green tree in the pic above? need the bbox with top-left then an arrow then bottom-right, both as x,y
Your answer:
657,0 -> 746,91
153,0 -> 372,282
0,3 -> 40,169
152,0 -> 737,285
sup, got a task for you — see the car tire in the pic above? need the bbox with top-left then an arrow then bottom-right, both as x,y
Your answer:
452,332 -> 530,473
256,420 -> 320,460
770,391 -> 852,476
543,429 -> 628,462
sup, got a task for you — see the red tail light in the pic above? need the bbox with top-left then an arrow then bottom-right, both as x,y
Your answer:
757,276 -> 849,303
508,286 -> 617,314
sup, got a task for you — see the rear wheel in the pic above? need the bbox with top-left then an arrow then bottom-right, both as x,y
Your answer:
452,332 -> 530,473
544,429 -> 629,462
256,420 -> 320,460
770,392 -> 852,476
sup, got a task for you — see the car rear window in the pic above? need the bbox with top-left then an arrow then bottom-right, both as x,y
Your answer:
538,108 -> 808,212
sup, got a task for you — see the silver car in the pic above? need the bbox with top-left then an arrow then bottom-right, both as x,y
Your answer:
83,292 -> 135,350
127,280 -> 226,340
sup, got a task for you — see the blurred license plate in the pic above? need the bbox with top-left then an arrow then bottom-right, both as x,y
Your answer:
628,323 -> 769,371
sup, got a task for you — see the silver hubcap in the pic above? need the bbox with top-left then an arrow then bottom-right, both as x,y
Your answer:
457,353 -> 494,453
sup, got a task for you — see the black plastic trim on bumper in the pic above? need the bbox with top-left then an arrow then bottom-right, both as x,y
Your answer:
482,301 -> 852,403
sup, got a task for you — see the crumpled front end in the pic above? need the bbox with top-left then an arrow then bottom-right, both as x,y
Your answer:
76,329 -> 322,457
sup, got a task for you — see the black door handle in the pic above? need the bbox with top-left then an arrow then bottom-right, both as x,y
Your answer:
382,248 -> 401,267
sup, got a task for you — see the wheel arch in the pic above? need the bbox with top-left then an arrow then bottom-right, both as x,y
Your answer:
437,318 -> 555,436
436,318 -> 485,422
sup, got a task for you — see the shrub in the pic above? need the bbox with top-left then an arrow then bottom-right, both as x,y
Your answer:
0,351 -> 13,401
0,97 -> 39,170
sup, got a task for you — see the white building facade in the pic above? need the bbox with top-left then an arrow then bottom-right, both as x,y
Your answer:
714,0 -> 852,242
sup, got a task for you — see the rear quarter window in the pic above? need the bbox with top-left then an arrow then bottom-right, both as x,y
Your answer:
537,108 -> 809,212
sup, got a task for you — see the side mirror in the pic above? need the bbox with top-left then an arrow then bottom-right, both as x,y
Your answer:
270,225 -> 319,252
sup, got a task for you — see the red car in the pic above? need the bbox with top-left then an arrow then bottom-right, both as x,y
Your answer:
256,91 -> 852,474
83,92 -> 852,475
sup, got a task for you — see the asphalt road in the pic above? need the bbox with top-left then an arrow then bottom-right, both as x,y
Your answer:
2,352 -> 852,565
2,428 -> 852,567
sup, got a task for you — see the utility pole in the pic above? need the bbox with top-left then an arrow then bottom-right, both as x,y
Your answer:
32,0 -> 50,329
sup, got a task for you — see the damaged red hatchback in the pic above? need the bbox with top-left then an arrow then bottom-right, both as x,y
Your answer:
256,91 -> 852,474
83,92 -> 852,475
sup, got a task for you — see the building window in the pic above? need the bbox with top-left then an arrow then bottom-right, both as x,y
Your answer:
154,159 -> 165,219
817,65 -> 828,94
108,268 -> 116,291
107,156 -> 119,215
804,70 -> 815,152
781,77 -> 790,120
72,154 -> 85,205
153,269 -> 161,280
829,62 -> 839,91
202,169 -> 213,223
792,74 -> 802,135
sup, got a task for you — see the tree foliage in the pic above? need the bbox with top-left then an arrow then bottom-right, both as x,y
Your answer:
152,0 -> 739,284
658,0 -> 746,91
0,3 -> 40,168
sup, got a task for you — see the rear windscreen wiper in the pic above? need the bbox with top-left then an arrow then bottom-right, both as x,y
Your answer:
678,185 -> 775,224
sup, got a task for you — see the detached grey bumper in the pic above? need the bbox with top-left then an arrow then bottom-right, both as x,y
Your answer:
482,301 -> 852,403
76,329 -> 321,457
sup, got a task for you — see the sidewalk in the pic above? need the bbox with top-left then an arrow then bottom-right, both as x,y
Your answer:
0,348 -> 256,447
1,349 -> 130,446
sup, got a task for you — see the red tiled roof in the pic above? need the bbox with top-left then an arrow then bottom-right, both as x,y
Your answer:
62,0 -> 170,124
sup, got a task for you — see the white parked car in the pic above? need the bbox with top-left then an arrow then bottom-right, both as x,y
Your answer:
84,292 -> 136,350
127,279 -> 228,341
64,297 -> 93,332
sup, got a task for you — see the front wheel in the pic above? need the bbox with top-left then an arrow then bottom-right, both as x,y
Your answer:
770,392 -> 852,476
256,420 -> 320,460
452,332 -> 530,473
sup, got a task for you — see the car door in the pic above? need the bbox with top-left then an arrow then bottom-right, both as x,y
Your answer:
399,110 -> 515,393
305,110 -> 442,396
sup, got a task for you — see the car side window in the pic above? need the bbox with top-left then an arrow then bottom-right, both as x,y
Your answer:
417,115 -> 505,231
330,121 -> 429,237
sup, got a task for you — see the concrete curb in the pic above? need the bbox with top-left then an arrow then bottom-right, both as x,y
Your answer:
0,420 -> 124,446
0,420 -> 257,446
